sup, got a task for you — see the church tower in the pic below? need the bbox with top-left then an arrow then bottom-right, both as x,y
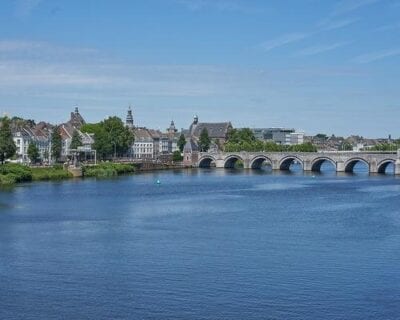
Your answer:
126,106 -> 134,129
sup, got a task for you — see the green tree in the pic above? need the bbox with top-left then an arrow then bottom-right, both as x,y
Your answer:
339,142 -> 353,151
172,150 -> 183,161
227,128 -> 255,144
177,133 -> 186,152
0,117 -> 17,164
199,128 -> 211,152
51,126 -> 62,162
70,130 -> 82,150
289,142 -> 317,152
82,117 -> 134,160
28,143 -> 40,164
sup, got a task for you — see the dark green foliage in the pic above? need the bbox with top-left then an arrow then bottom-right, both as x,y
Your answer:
0,117 -> 17,164
289,142 -> 317,152
70,130 -> 82,150
177,133 -> 186,152
51,126 -> 62,162
227,128 -> 256,144
28,143 -> 40,163
172,150 -> 183,161
82,163 -> 136,178
81,117 -> 134,160
339,142 -> 353,151
367,142 -> 400,151
0,164 -> 73,185
0,164 -> 32,184
31,167 -> 72,181
199,128 -> 211,152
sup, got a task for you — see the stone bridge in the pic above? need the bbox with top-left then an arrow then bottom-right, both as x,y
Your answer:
196,151 -> 400,174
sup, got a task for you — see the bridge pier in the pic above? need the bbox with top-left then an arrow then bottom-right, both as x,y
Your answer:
271,160 -> 280,171
336,161 -> 345,173
215,159 -> 225,168
303,159 -> 312,172
369,159 -> 378,174
395,160 -> 400,175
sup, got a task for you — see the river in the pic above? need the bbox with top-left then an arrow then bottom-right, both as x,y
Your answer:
1,165 -> 399,319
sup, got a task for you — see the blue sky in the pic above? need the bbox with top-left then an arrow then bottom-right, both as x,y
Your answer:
1,0 -> 399,137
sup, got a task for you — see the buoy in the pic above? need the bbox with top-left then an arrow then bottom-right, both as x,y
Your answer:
156,179 -> 161,185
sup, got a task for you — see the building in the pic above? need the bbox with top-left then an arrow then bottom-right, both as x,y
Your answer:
59,123 -> 94,157
183,115 -> 232,151
252,128 -> 304,145
183,139 -> 199,166
12,122 -> 52,163
132,127 -> 154,159
59,107 -> 94,157
129,105 -> 180,159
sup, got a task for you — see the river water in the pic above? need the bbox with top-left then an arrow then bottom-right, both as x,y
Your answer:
0,166 -> 399,319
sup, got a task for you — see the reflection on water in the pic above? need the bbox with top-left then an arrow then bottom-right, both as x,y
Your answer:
0,169 -> 400,320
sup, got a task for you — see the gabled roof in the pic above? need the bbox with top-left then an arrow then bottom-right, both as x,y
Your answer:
190,122 -> 232,139
183,139 -> 199,152
134,127 -> 154,142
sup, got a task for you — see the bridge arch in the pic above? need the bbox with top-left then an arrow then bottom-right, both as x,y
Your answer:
344,158 -> 370,173
311,157 -> 337,172
250,156 -> 273,169
224,155 -> 244,169
279,155 -> 303,171
198,156 -> 216,168
377,159 -> 395,174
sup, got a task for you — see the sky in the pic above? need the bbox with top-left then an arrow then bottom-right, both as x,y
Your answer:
0,0 -> 400,137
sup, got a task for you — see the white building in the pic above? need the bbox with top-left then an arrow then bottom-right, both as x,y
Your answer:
12,126 -> 51,163
12,129 -> 31,163
290,132 -> 304,145
132,128 -> 154,159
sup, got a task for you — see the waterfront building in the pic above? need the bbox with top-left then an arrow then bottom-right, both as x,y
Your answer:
12,123 -> 52,163
182,115 -> 232,152
59,107 -> 94,157
132,127 -> 155,159
183,139 -> 199,166
252,128 -> 304,145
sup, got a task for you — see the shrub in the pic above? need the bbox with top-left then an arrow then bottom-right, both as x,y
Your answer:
82,163 -> 136,178
0,164 -> 32,183
0,173 -> 17,185
31,167 -> 72,181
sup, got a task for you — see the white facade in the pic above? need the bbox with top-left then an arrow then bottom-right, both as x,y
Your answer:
290,132 -> 304,145
13,131 -> 31,163
133,141 -> 154,159
12,129 -> 51,163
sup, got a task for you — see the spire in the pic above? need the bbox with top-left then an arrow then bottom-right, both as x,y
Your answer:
126,105 -> 134,129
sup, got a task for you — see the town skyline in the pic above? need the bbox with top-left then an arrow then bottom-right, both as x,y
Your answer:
4,105 -> 396,140
1,0 -> 400,137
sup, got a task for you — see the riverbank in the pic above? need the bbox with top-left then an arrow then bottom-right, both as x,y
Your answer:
0,162 -> 185,186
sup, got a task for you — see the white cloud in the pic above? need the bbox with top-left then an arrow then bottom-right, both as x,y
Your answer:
296,42 -> 350,56
260,33 -> 311,52
319,17 -> 360,31
332,0 -> 380,16
173,0 -> 260,13
353,48 -> 400,63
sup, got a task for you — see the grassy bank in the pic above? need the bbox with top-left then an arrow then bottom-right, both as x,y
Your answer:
0,164 -> 72,186
0,162 -> 138,186
31,165 -> 72,181
82,163 -> 136,178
